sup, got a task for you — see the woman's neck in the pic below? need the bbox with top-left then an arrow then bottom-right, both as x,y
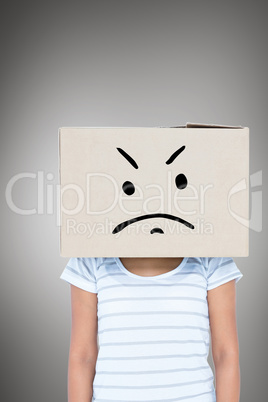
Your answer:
118,257 -> 184,277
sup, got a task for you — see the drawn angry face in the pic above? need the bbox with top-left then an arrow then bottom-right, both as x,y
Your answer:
112,146 -> 195,234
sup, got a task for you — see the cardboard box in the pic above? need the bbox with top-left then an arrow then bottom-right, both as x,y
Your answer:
58,123 -> 249,257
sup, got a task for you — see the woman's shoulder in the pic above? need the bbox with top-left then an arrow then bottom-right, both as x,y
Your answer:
186,257 -> 236,270
81,257 -> 117,273
186,257 -> 209,271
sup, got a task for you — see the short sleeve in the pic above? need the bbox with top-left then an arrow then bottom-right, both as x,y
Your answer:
59,257 -> 97,293
206,257 -> 243,291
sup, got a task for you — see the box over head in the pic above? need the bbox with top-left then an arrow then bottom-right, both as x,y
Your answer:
59,123 -> 249,257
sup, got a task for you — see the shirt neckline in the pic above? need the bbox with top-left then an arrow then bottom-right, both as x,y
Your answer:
114,257 -> 188,280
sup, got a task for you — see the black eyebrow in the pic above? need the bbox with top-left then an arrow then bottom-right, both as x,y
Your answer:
116,147 -> 139,169
165,145 -> 186,165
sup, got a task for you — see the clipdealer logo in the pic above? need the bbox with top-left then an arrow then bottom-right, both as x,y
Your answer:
4,170 -> 263,233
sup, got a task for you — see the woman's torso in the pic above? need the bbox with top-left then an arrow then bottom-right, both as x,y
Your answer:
92,256 -> 216,402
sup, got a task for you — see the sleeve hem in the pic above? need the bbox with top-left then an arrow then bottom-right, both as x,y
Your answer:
60,272 -> 98,294
207,273 -> 243,291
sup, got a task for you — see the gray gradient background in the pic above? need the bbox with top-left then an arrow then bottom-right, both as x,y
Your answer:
1,1 -> 266,401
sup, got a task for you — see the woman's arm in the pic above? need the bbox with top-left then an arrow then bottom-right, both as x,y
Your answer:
207,279 -> 240,402
68,284 -> 98,402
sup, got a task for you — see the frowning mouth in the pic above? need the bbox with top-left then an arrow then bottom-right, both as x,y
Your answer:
112,213 -> 194,234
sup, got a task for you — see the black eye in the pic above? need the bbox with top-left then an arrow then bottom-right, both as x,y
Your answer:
175,173 -> 187,190
122,181 -> 135,196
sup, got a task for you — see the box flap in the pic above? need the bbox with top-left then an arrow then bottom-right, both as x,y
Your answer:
185,122 -> 244,129
160,122 -> 244,128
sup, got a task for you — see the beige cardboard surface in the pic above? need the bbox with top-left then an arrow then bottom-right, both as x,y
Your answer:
59,125 -> 249,257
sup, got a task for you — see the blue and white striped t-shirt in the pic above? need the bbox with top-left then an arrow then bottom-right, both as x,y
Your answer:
60,257 -> 243,402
